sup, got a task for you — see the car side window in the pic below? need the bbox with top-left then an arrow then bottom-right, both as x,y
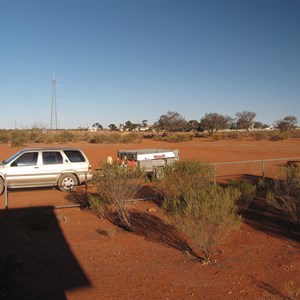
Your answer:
12,152 -> 38,167
63,150 -> 85,162
42,152 -> 63,165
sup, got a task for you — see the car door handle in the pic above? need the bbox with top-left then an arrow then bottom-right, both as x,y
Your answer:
34,167 -> 39,169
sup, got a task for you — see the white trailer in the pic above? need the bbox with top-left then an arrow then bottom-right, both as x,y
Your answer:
117,148 -> 179,179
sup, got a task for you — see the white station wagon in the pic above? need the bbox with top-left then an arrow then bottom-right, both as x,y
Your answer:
0,148 -> 93,195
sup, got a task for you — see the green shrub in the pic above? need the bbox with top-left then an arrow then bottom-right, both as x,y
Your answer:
157,160 -> 215,204
228,180 -> 257,212
164,185 -> 242,262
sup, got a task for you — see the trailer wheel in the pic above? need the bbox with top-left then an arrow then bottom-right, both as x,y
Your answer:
154,167 -> 164,180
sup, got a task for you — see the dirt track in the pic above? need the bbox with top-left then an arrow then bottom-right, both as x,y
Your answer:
0,138 -> 299,299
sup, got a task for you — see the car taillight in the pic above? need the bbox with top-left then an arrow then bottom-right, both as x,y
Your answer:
88,164 -> 91,171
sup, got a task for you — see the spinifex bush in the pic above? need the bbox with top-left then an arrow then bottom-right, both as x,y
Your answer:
165,185 -> 242,262
92,163 -> 146,231
266,165 -> 300,224
228,180 -> 257,213
157,160 -> 215,212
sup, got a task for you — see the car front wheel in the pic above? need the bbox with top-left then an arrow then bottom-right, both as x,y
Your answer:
58,174 -> 78,192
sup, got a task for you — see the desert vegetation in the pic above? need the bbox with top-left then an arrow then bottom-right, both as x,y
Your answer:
88,160 -> 272,263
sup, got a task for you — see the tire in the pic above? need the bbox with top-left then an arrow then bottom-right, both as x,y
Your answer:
0,178 -> 4,195
58,174 -> 78,192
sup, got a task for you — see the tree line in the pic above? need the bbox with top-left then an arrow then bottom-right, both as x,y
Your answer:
103,111 -> 298,135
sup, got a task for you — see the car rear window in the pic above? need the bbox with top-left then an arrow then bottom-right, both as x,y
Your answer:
42,152 -> 63,165
63,150 -> 86,162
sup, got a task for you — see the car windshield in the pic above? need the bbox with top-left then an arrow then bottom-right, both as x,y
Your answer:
2,150 -> 24,165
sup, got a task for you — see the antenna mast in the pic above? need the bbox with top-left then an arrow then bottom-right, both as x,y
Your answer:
50,74 -> 58,131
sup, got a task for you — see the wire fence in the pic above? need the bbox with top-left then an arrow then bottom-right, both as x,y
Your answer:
212,157 -> 300,183
1,158 -> 300,210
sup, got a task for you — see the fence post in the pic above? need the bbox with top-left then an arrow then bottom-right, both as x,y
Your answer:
213,163 -> 216,184
85,172 -> 88,192
4,174 -> 8,210
261,160 -> 265,179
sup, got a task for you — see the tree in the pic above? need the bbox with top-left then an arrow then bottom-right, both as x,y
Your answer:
108,124 -> 117,131
142,120 -> 148,127
124,120 -> 138,131
186,120 -> 202,132
236,111 -> 256,133
274,116 -> 297,132
92,123 -> 103,130
154,111 -> 188,132
199,113 -> 230,136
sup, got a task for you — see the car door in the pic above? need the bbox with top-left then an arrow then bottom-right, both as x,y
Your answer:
37,151 -> 67,185
5,151 -> 40,187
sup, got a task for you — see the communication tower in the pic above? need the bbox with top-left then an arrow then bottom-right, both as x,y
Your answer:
50,74 -> 58,131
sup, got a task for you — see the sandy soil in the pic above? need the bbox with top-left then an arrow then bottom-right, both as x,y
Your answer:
0,137 -> 299,300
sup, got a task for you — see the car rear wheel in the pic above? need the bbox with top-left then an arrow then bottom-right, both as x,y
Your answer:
58,174 -> 78,192
0,178 -> 4,195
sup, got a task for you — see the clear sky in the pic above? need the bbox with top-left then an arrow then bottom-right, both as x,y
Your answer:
0,0 -> 299,129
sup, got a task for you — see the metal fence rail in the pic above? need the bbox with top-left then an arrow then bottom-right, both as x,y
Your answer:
2,158 -> 300,210
212,157 -> 300,183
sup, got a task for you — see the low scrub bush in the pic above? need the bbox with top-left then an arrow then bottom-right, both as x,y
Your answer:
253,131 -> 270,141
266,165 -> 300,224
163,185 -> 242,262
157,160 -> 215,204
10,131 -> 29,147
153,133 -> 193,143
0,131 -> 9,144
227,131 -> 243,141
228,180 -> 257,213
89,132 -> 141,144
269,131 -> 290,141
92,163 -> 146,231
54,131 -> 77,143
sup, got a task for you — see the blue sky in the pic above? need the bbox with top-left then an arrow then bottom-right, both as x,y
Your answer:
0,0 -> 299,129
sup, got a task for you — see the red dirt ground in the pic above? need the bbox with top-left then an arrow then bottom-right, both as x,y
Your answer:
0,138 -> 300,300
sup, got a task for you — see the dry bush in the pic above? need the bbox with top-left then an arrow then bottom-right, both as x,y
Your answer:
92,163 -> 146,231
164,185 -> 242,262
266,165 -> 300,224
